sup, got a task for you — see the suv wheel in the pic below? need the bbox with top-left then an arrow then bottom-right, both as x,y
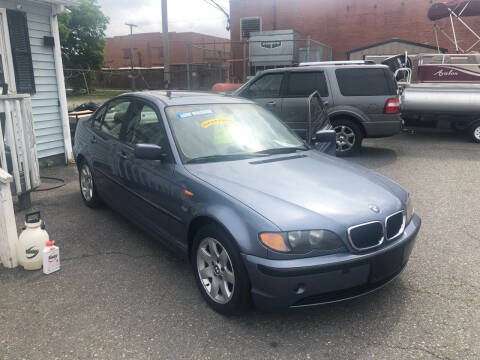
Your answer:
471,122 -> 480,144
333,119 -> 363,156
192,224 -> 250,315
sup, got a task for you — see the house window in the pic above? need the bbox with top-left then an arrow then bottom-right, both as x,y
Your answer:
122,48 -> 131,60
6,10 -> 35,94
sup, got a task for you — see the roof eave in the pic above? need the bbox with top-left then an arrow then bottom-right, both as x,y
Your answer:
29,0 -> 79,7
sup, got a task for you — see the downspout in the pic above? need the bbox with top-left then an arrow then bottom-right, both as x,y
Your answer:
51,4 -> 73,164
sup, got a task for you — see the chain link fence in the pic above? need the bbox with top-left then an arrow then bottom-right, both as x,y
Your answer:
65,38 -> 332,94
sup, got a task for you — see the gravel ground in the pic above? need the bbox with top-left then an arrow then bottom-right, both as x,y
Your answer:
0,128 -> 479,360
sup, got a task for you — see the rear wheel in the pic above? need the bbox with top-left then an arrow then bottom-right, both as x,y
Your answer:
471,122 -> 480,144
192,224 -> 250,315
79,161 -> 101,208
333,119 -> 363,157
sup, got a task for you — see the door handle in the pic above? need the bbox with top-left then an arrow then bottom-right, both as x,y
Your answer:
266,101 -> 277,106
117,151 -> 129,160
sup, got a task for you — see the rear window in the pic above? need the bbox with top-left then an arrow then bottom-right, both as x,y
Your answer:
335,68 -> 396,96
286,72 -> 329,97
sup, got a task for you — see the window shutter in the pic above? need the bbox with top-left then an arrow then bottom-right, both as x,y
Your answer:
6,10 -> 36,94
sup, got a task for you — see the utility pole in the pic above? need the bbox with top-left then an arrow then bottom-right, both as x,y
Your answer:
161,0 -> 170,89
125,22 -> 138,90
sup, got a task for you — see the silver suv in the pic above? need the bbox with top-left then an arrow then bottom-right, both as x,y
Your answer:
234,64 -> 402,156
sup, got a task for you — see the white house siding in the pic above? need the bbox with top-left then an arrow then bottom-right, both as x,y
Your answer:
1,0 -> 64,158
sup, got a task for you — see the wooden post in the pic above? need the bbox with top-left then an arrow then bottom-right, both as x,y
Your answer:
81,71 -> 90,95
0,168 -> 18,269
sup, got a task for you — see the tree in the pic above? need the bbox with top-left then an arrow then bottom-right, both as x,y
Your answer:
59,0 -> 109,92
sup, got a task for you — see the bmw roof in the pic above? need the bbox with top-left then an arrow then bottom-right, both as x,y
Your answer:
120,91 -> 251,107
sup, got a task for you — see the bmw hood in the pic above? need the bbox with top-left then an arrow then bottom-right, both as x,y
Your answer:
185,151 -> 407,232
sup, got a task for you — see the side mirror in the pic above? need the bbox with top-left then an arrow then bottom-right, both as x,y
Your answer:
134,144 -> 167,161
314,130 -> 337,156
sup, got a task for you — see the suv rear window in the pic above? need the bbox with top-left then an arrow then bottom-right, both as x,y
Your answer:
286,72 -> 329,97
335,68 -> 396,96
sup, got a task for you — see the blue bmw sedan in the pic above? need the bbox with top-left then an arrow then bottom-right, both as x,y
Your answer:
73,91 -> 421,315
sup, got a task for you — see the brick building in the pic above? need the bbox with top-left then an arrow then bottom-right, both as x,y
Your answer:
103,32 -> 230,89
229,0 -> 480,76
104,32 -> 230,68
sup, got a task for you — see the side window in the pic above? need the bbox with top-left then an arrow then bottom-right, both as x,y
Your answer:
335,68 -> 397,96
126,103 -> 168,148
92,106 -> 106,130
244,73 -> 284,98
101,99 -> 132,139
286,72 -> 329,97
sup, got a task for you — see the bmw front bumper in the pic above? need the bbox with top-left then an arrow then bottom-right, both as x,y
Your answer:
242,214 -> 421,310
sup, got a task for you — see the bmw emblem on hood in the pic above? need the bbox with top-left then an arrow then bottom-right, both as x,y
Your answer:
369,204 -> 381,214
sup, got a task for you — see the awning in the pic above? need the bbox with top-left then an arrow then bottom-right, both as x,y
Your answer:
428,0 -> 480,21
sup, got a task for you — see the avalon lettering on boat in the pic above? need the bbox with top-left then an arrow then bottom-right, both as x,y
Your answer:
434,69 -> 459,77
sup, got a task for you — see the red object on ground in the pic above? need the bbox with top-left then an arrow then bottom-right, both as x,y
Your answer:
428,0 -> 480,21
211,83 -> 243,93
45,241 -> 54,247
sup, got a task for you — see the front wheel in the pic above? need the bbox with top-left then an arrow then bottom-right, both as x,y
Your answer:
471,122 -> 480,144
333,119 -> 363,157
192,224 -> 250,315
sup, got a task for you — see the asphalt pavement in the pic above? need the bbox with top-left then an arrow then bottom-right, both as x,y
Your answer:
0,128 -> 479,360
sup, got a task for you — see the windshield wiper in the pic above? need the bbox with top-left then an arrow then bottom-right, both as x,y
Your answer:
254,147 -> 309,156
186,153 -> 265,164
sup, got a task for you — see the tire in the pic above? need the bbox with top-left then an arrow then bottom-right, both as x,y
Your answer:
192,224 -> 251,316
332,119 -> 363,157
471,122 -> 480,144
78,160 -> 101,208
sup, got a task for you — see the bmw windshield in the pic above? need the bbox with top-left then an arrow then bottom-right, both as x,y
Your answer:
165,103 -> 307,163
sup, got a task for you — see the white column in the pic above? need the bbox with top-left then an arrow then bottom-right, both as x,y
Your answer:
51,5 -> 73,164
0,168 -> 18,268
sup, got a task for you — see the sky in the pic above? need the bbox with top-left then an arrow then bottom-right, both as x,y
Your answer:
97,0 -> 230,39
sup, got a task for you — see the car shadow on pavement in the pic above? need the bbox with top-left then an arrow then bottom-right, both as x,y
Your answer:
351,145 -> 398,170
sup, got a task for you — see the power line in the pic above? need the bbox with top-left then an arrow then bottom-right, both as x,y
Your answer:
200,0 -> 230,30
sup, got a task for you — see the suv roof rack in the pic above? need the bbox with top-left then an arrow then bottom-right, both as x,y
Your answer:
298,60 -> 376,66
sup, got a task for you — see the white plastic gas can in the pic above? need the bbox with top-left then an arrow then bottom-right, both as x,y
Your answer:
43,241 -> 60,274
17,212 -> 49,270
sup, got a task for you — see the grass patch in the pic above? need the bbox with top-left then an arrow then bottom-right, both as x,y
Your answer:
67,88 -> 129,99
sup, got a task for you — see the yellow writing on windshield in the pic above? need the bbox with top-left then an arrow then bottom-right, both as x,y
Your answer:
201,118 -> 234,128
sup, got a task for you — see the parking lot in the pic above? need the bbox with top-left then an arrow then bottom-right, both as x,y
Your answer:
1,129 -> 479,360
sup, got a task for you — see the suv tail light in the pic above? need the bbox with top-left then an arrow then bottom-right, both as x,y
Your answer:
384,98 -> 400,114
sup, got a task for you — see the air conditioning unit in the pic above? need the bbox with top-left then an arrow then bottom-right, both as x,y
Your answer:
240,17 -> 261,39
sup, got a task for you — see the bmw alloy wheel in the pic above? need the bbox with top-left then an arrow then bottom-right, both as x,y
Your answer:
196,237 -> 235,304
80,164 -> 93,202
334,125 -> 356,152
474,125 -> 480,141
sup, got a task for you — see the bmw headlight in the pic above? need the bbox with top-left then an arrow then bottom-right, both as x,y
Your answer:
406,195 -> 414,224
260,230 -> 345,254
